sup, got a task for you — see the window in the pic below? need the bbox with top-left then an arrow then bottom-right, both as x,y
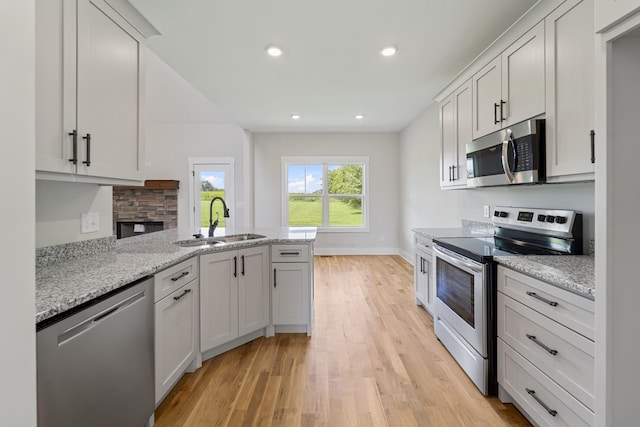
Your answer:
283,157 -> 368,231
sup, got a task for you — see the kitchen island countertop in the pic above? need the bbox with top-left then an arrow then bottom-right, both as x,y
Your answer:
36,228 -> 316,324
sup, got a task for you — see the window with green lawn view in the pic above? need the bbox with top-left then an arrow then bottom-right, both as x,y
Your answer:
284,157 -> 368,230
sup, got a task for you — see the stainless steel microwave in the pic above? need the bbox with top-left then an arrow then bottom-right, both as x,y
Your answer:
466,118 -> 545,188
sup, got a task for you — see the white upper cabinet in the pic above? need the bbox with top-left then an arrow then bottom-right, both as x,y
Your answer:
545,0 -> 595,182
472,22 -> 545,139
36,0 -> 147,184
595,0 -> 640,32
440,80 -> 472,188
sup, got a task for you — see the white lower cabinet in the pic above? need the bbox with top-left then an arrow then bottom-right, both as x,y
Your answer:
413,235 -> 434,314
271,244 -> 313,335
154,258 -> 199,405
497,265 -> 595,426
200,245 -> 269,353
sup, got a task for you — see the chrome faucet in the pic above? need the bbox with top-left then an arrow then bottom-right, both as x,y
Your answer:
208,196 -> 230,237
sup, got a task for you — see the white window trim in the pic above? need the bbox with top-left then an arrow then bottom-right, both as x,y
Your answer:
281,156 -> 369,233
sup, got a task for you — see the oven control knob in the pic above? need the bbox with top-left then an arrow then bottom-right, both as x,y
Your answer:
546,216 -> 556,223
537,214 -> 546,222
555,216 -> 567,224
499,211 -> 508,218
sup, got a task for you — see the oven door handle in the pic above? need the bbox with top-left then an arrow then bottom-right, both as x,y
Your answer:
501,128 -> 515,183
434,246 -> 484,274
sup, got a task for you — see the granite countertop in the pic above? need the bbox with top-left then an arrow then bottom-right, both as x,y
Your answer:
36,227 -> 317,324
412,227 -> 494,240
412,219 -> 495,240
494,255 -> 595,300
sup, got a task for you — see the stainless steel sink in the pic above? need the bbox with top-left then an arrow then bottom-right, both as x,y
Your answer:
216,233 -> 266,243
173,233 -> 266,247
173,237 -> 223,247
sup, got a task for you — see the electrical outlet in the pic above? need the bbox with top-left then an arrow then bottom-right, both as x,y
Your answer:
483,205 -> 490,218
81,212 -> 100,233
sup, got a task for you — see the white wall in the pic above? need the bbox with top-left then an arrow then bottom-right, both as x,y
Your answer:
399,104 -> 595,260
253,132 -> 400,254
0,0 -> 37,424
36,181 -> 113,247
143,49 -> 251,233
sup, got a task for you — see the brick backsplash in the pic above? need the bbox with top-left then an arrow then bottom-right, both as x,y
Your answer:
113,188 -> 178,229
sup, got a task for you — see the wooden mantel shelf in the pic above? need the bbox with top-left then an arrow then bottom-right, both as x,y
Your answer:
113,180 -> 180,190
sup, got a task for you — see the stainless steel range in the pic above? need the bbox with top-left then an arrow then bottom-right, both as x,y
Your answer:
433,206 -> 583,395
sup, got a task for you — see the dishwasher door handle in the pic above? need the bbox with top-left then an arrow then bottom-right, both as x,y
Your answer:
57,290 -> 146,345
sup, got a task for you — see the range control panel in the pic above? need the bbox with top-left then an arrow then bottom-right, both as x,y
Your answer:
492,206 -> 580,237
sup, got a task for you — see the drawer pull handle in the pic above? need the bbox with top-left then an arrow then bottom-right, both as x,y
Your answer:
173,288 -> 192,301
171,271 -> 189,282
526,388 -> 558,417
526,291 -> 558,307
526,334 -> 558,356
279,251 -> 301,256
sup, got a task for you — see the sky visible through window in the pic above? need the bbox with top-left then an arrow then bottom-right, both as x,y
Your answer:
200,171 -> 224,189
288,165 -> 322,194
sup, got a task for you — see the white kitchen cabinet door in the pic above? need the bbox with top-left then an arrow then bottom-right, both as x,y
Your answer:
595,0 -> 640,32
36,0 -> 145,183
440,80 -> 472,188
238,246 -> 270,336
414,251 -> 428,307
472,56 -> 502,139
272,263 -> 310,326
545,0 -> 595,182
35,0 -> 77,175
501,21 -> 545,127
439,94 -> 456,187
200,251 -> 239,351
454,81 -> 472,186
472,22 -> 545,140
155,279 -> 198,405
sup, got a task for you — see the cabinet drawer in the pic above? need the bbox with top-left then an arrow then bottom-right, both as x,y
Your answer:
498,292 -> 594,410
271,245 -> 309,262
154,257 -> 199,302
497,266 -> 594,340
498,339 -> 594,427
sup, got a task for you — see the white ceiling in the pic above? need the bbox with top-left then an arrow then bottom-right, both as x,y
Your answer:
130,0 -> 538,133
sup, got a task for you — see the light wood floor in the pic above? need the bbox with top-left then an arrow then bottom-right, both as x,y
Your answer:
155,255 -> 530,427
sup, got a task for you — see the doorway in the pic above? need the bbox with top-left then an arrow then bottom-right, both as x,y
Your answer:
190,159 -> 235,234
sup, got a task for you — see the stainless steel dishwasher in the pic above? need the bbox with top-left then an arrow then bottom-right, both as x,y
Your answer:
37,277 -> 154,427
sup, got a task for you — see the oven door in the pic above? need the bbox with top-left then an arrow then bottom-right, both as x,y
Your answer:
433,245 -> 487,356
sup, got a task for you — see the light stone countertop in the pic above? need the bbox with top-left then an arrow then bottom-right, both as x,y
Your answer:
36,227 -> 316,324
494,255 -> 595,300
412,227 -> 494,240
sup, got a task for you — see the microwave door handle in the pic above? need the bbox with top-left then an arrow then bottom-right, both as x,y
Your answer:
501,129 -> 515,183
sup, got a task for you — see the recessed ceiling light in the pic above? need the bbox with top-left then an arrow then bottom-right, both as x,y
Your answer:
380,45 -> 398,57
290,114 -> 301,120
266,45 -> 283,57
355,114 -> 364,120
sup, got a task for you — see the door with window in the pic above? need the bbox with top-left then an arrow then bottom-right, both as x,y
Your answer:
192,161 -> 234,234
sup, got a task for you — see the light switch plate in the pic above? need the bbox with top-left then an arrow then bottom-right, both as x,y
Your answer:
81,212 -> 100,233
483,205 -> 490,218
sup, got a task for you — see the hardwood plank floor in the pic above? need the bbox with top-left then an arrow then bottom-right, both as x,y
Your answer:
155,255 -> 530,427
